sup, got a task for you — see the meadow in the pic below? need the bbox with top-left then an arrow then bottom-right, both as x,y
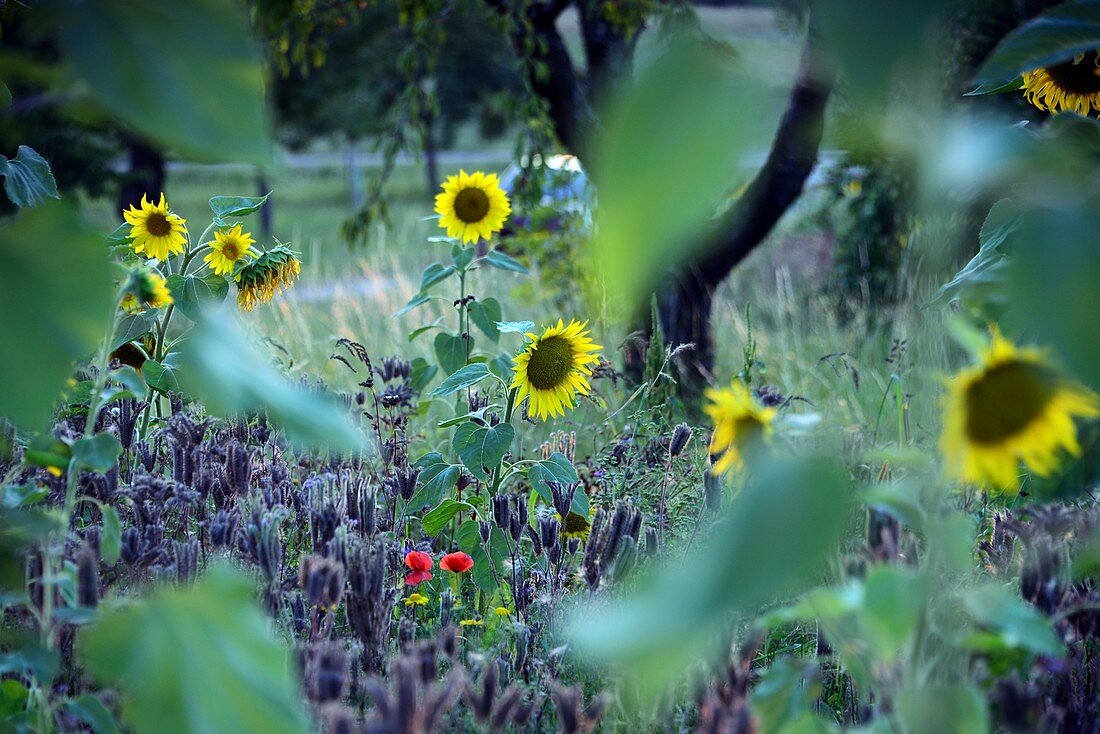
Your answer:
3,2 -> 1100,734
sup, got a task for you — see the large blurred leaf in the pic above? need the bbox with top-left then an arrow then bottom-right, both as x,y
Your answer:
961,584 -> 1063,657
895,684 -> 988,734
1007,203 -> 1100,387
569,458 -> 851,695
752,657 -> 823,734
80,564 -> 309,734
931,198 -> 1019,313
53,0 -> 270,164
0,145 -> 59,208
181,321 -> 361,451
591,37 -> 778,313
976,0 -> 1100,84
0,202 -> 113,428
815,0 -> 959,97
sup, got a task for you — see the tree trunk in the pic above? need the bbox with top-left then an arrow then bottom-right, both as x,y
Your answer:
117,137 -> 165,213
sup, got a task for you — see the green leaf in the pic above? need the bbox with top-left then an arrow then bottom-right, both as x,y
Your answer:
110,311 -> 158,352
63,694 -> 121,734
422,498 -> 476,536
434,332 -> 470,375
0,145 -> 59,208
975,1 -> 1100,84
0,202 -> 113,429
752,657 -> 822,734
394,292 -> 432,318
489,353 -> 516,384
896,684 -> 988,734
164,273 -> 230,322
407,461 -> 461,514
452,421 -> 515,480
110,366 -> 147,401
961,584 -> 1063,657
592,37 -> 779,314
181,321 -> 361,452
0,644 -> 59,686
456,520 -> 509,594
527,454 -> 588,515
964,77 -> 1024,96
143,353 -> 183,395
860,566 -> 927,660
417,262 -> 456,293
568,458 -> 851,697
468,297 -> 503,342
484,249 -> 528,273
72,433 -> 121,473
209,193 -> 270,218
55,0 -> 270,164
430,363 -> 491,398
100,505 -> 122,566
2,484 -> 48,509
80,563 -> 310,734
496,320 -> 535,335
409,357 -> 438,393
0,679 -> 29,718
932,198 -> 1019,310
24,435 -> 72,472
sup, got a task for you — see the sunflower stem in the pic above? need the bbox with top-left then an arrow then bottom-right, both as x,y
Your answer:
488,388 -> 520,496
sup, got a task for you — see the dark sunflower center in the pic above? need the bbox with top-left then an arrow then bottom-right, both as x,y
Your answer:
454,188 -> 490,224
734,415 -> 765,441
964,361 -> 1056,445
1045,51 -> 1100,95
526,335 -> 574,390
222,242 -> 240,260
562,512 -> 590,534
146,212 -> 171,237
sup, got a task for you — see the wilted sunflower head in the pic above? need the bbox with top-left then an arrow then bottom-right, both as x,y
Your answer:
121,268 -> 173,312
235,245 -> 302,312
510,319 -> 602,421
434,169 -> 511,245
123,193 -> 188,261
703,380 -> 776,475
941,328 -> 1099,492
1022,50 -> 1100,116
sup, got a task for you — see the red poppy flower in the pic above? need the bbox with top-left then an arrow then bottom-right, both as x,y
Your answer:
440,551 -> 474,574
404,550 -> 433,586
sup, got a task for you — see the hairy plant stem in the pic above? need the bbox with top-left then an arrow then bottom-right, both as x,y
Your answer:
487,388 -> 519,496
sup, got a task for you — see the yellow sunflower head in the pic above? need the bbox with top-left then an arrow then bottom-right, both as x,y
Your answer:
122,193 -> 188,261
204,224 -> 258,277
703,380 -> 776,475
556,510 -> 593,543
1022,50 -> 1100,116
235,245 -> 302,312
121,268 -> 174,312
510,319 -> 602,421
434,169 -> 511,245
941,328 -> 1099,492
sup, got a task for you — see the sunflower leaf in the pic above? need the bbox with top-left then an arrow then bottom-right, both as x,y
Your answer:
417,262 -> 456,293
0,145 -> 59,208
72,433 -> 121,473
430,364 -> 491,398
143,354 -> 183,395
434,332 -> 471,375
484,250 -> 528,274
468,297 -> 503,342
110,311 -> 159,352
496,321 -> 535,336
452,422 -> 515,481
407,462 -> 461,514
975,1 -> 1100,84
209,194 -> 270,218
422,498 -> 477,536
164,273 -> 230,322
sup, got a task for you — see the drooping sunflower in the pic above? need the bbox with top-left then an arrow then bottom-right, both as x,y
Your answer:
1022,50 -> 1100,116
235,245 -> 302,311
941,329 -> 1099,491
123,193 -> 188,261
511,319 -> 602,421
434,169 -> 511,245
204,224 -> 258,277
121,268 -> 174,312
704,380 -> 776,475
557,511 -> 593,543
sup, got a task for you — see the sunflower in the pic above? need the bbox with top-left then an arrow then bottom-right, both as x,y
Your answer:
123,194 -> 188,261
434,169 -> 511,245
235,245 -> 302,311
556,511 -> 593,543
511,319 -> 602,421
204,224 -> 258,277
1022,50 -> 1100,116
121,268 -> 174,312
941,329 -> 1099,491
704,380 -> 776,475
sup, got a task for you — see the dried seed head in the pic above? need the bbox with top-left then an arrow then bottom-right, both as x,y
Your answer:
669,423 -> 693,457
